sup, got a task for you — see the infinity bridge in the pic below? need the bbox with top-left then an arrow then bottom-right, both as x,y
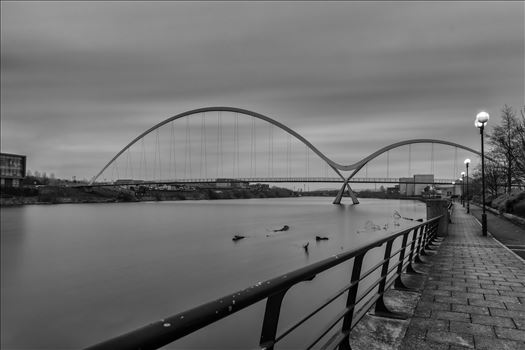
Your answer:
91,106 -> 486,203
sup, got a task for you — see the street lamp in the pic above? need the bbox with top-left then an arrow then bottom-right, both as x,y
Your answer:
461,172 -> 465,206
464,159 -> 471,213
476,111 -> 490,236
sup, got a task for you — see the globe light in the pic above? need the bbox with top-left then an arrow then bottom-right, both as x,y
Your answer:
476,110 -> 489,236
461,171 -> 465,176
464,158 -> 471,165
476,111 -> 490,124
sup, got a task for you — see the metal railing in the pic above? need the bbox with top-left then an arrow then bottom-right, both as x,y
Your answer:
85,216 -> 441,350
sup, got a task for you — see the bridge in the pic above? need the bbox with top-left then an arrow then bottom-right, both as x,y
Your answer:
91,106 -> 488,204
88,176 -> 457,186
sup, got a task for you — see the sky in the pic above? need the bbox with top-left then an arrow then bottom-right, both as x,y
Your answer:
1,1 -> 524,182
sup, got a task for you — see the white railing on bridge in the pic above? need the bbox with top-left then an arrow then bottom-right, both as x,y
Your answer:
91,177 -> 457,186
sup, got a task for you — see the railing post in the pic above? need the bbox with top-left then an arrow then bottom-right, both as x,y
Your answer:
374,240 -> 404,319
425,220 -> 440,250
259,289 -> 288,350
406,227 -> 421,275
394,231 -> 416,291
414,224 -> 430,264
339,253 -> 365,350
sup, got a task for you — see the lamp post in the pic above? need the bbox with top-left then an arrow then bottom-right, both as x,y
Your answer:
461,172 -> 465,206
476,111 -> 490,236
452,181 -> 455,200
464,159 -> 471,213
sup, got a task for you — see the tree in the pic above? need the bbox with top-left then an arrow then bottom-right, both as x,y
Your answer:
489,105 -> 523,193
516,106 -> 525,183
474,152 -> 504,198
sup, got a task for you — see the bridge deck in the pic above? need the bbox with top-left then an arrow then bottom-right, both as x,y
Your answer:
400,206 -> 525,349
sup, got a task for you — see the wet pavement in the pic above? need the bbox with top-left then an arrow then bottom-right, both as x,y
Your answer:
400,205 -> 525,349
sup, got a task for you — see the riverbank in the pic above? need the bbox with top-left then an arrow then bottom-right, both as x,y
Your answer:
0,185 -> 297,207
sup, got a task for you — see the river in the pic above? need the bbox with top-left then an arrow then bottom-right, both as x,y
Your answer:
1,197 -> 426,349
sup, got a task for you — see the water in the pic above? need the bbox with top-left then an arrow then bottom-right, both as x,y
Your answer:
1,197 -> 425,349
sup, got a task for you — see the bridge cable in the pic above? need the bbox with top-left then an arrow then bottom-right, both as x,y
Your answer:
232,113 -> 236,178
454,146 -> 458,180
217,112 -> 222,178
250,117 -> 254,177
387,150 -> 390,179
114,159 -> 120,180
287,133 -> 291,178
307,147 -> 310,190
408,144 -> 412,176
199,114 -> 203,178
236,113 -> 240,178
127,149 -> 133,179
204,113 -> 207,179
268,124 -> 272,177
430,143 -> 434,175
253,118 -> 257,177
200,113 -> 205,178
155,128 -> 161,181
141,138 -> 147,180
152,133 -> 156,180
170,122 -> 176,179
184,117 -> 189,178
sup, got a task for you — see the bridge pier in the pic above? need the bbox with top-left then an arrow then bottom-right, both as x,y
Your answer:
333,180 -> 359,205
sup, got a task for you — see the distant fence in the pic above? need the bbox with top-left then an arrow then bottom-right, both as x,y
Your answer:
85,216 -> 441,350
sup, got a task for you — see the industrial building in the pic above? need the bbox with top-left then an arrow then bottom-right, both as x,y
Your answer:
399,174 -> 435,196
0,153 -> 26,188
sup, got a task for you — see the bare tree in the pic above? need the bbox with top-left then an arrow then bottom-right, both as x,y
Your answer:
489,105 -> 523,192
474,150 -> 506,198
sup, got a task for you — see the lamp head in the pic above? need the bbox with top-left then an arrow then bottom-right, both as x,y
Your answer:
476,111 -> 489,124
464,158 -> 471,165
461,171 -> 465,177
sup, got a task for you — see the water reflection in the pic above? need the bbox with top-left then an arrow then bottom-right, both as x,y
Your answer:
1,197 -> 425,349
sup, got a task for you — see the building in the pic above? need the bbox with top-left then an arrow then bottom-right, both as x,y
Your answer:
0,153 -> 26,188
399,177 -> 415,196
399,174 -> 435,196
386,185 -> 400,195
414,174 -> 434,196
436,183 -> 462,198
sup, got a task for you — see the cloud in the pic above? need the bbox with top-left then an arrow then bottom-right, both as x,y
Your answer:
1,1 -> 523,178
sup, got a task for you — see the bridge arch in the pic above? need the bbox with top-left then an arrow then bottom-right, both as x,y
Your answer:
345,139 -> 485,179
91,106 -> 345,183
91,106 -> 489,186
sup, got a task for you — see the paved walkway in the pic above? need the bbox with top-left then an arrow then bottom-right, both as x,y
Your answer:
400,205 -> 525,350
469,205 -> 525,259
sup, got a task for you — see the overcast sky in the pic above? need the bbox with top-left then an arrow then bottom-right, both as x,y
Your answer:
1,1 -> 523,180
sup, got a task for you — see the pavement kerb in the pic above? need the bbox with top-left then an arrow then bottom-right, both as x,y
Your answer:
471,215 -> 525,264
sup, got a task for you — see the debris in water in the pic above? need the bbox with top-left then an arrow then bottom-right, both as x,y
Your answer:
273,225 -> 290,232
315,235 -> 329,241
232,234 -> 245,241
303,242 -> 310,251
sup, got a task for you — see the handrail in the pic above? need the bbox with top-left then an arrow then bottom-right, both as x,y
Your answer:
85,216 -> 441,350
